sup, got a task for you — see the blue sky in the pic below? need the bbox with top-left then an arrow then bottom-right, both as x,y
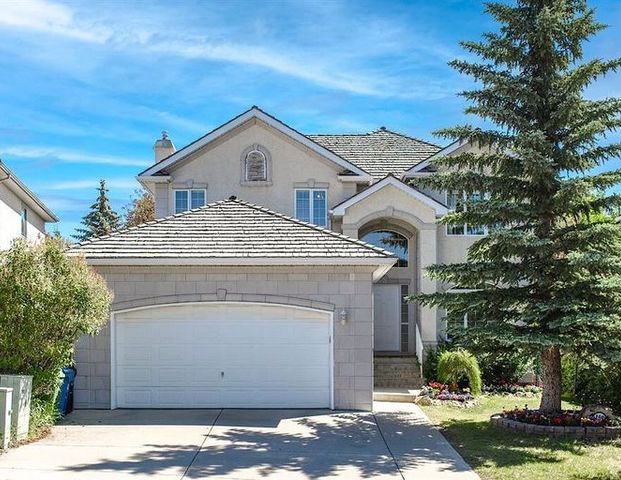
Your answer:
1,0 -> 620,238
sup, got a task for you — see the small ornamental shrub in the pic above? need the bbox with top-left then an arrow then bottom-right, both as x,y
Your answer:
437,349 -> 482,395
422,342 -> 450,383
0,238 -> 112,403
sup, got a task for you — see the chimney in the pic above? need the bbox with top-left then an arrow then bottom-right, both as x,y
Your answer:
153,130 -> 175,163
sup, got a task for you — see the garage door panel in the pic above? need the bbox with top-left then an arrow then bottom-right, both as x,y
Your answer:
114,303 -> 332,408
223,367 -> 330,387
220,388 -> 329,408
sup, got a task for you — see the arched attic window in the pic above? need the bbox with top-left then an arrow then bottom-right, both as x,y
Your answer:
244,148 -> 267,182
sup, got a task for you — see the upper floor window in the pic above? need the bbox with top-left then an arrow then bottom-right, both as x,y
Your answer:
20,207 -> 28,237
241,145 -> 271,185
175,189 -> 206,214
446,190 -> 486,236
360,230 -> 409,267
295,189 -> 327,227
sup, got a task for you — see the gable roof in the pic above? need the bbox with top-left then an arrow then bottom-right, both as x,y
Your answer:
138,106 -> 373,180
308,128 -> 441,179
331,174 -> 448,217
0,160 -> 58,223
69,198 -> 396,273
403,139 -> 466,177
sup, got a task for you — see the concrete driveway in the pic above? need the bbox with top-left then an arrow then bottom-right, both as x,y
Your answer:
0,402 -> 478,480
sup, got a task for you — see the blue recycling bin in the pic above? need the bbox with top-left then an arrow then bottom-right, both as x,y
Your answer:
57,367 -> 77,416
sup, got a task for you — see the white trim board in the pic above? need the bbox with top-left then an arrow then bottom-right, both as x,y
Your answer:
403,139 -> 466,177
138,107 -> 371,179
330,176 -> 448,217
79,256 -> 395,282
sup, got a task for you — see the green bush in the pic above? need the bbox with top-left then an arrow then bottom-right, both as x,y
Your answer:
477,351 -> 531,385
437,349 -> 482,395
562,353 -> 621,415
0,238 -> 112,414
423,342 -> 449,383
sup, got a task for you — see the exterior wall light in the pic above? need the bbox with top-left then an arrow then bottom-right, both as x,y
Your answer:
339,309 -> 348,326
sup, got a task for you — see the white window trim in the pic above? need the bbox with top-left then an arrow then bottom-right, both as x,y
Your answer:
174,188 -> 207,214
445,191 -> 488,236
294,188 -> 328,227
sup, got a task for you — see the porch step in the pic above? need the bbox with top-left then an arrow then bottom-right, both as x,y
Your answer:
374,356 -> 423,389
373,388 -> 420,403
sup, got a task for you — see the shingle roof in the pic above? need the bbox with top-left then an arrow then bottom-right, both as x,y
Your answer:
69,198 -> 394,261
308,128 -> 440,179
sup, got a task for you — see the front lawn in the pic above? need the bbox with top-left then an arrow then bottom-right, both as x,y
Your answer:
420,395 -> 621,480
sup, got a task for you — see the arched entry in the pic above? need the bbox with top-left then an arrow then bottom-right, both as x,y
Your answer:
360,223 -> 416,353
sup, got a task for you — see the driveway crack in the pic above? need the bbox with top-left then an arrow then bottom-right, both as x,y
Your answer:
373,413 -> 405,480
181,409 -> 223,479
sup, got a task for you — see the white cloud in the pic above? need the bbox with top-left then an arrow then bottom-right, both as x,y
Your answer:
0,0 -> 110,43
0,145 -> 148,167
0,0 -> 458,99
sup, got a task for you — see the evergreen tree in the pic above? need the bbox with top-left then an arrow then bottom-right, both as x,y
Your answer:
73,180 -> 120,242
413,0 -> 621,413
123,189 -> 155,228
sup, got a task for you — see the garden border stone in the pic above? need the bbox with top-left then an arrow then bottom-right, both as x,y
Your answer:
490,414 -> 621,440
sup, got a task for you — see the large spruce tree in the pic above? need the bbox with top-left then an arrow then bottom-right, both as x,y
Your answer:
74,180 -> 120,242
414,0 -> 621,413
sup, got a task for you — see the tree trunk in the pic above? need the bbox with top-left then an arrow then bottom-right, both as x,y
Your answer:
539,346 -> 562,413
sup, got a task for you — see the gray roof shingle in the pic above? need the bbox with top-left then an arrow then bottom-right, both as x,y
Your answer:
308,128 -> 440,179
69,198 -> 394,261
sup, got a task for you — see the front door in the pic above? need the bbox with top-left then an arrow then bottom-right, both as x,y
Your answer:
373,284 -> 401,351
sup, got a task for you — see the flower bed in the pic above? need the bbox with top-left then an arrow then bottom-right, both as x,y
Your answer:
491,406 -> 621,440
483,384 -> 542,397
416,381 -> 477,407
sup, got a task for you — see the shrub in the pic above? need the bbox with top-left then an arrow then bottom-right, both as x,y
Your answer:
0,238 -> 112,405
437,349 -> 482,395
477,351 -> 531,385
423,342 -> 450,383
562,355 -> 621,416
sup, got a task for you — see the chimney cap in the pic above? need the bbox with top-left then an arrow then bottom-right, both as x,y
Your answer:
154,131 -> 174,149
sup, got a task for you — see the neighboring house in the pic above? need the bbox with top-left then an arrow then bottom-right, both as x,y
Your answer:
0,160 -> 58,249
69,106 -> 481,411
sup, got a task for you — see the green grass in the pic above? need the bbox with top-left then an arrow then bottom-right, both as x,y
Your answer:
421,395 -> 621,480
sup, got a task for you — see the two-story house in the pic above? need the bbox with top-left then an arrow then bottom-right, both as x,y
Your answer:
0,160 -> 58,249
70,106 -> 480,411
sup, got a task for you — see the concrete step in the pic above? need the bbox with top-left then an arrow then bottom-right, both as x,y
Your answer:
374,355 -> 423,389
373,388 -> 420,403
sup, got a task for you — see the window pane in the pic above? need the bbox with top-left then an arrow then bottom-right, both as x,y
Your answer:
447,191 -> 460,210
312,190 -> 327,227
175,190 -> 188,214
295,190 -> 311,222
191,190 -> 205,209
21,208 -> 27,237
467,224 -> 485,235
360,230 -> 408,266
447,224 -> 464,235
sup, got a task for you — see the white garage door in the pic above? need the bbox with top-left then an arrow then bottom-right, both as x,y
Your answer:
113,303 -> 332,408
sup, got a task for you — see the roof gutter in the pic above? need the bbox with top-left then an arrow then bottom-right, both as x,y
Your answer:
0,161 -> 58,222
71,255 -> 397,282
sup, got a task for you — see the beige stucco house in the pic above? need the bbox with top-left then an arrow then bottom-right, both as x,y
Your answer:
70,106 -> 482,411
0,160 -> 58,249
